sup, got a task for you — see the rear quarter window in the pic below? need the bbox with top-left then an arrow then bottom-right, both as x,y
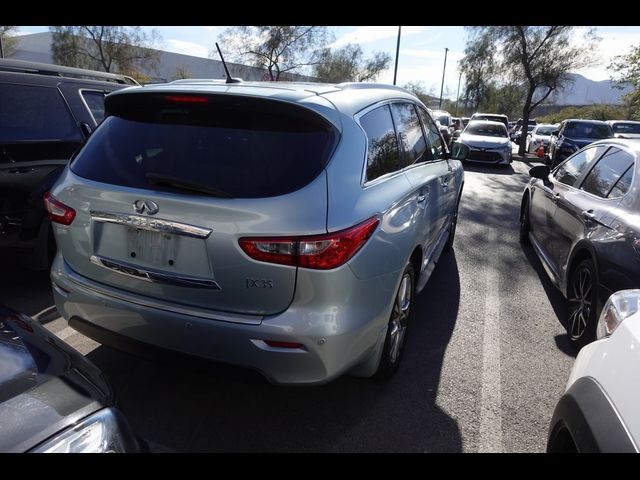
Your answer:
70,93 -> 338,198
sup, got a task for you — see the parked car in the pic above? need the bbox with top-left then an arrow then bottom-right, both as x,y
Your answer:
525,123 -> 558,154
48,81 -> 467,385
456,120 -> 512,166
431,109 -> 454,145
547,289 -> 640,452
0,59 -> 137,270
519,138 -> 640,348
470,112 -> 509,131
511,119 -> 537,142
513,124 -> 536,145
0,303 -> 139,452
607,120 -> 640,139
547,119 -> 614,168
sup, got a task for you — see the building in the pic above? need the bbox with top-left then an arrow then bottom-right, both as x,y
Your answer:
9,32 -> 315,83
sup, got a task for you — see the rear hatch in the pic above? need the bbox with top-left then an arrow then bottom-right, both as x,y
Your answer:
53,91 -> 338,317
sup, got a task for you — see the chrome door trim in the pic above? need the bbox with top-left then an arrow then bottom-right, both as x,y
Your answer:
90,211 -> 212,239
90,254 -> 221,290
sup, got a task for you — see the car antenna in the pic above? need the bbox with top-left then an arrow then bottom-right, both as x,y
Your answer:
215,43 -> 242,84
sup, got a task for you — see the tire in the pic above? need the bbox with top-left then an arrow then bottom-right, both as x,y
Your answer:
567,259 -> 598,349
519,197 -> 531,244
374,263 -> 415,379
444,197 -> 460,251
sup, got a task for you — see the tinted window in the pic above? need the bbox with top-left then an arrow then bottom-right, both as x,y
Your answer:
611,122 -> 640,134
417,107 -> 446,160
581,147 -> 634,198
390,102 -> 427,167
609,165 -> 634,198
360,105 -> 401,182
0,83 -> 81,143
535,126 -> 556,135
563,121 -> 613,139
554,145 -> 607,187
71,94 -> 337,198
81,90 -> 107,123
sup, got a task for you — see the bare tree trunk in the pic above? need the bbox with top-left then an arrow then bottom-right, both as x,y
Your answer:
519,89 -> 534,156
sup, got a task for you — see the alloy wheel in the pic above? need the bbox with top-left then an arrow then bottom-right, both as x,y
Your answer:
389,273 -> 412,363
568,266 -> 593,340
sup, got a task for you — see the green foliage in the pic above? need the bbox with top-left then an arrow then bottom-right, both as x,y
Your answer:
0,26 -> 19,57
49,26 -> 162,75
537,104 -> 629,124
610,44 -> 640,120
218,26 -> 331,81
313,44 -> 390,83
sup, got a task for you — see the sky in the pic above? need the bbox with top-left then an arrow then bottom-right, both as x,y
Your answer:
16,26 -> 640,98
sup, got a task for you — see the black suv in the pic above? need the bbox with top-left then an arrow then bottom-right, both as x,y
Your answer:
0,59 -> 137,269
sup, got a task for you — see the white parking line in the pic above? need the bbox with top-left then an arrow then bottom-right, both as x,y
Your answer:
478,228 -> 503,452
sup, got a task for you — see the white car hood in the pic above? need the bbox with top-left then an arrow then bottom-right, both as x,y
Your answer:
460,134 -> 510,149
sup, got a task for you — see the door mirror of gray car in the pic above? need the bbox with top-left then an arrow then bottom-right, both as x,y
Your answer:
529,165 -> 550,179
450,142 -> 470,161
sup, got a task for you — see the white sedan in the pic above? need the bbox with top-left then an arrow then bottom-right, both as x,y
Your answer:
457,120 -> 512,166
525,124 -> 558,154
547,290 -> 640,452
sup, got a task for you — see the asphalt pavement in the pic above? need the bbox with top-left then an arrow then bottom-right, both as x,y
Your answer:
0,151 -> 576,452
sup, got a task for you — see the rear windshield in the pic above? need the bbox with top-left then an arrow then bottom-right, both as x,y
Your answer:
612,122 -> 640,134
71,93 -> 338,198
535,126 -> 556,135
435,115 -> 450,126
564,122 -> 613,140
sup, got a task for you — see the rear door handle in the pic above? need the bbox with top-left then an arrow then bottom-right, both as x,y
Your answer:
582,209 -> 596,221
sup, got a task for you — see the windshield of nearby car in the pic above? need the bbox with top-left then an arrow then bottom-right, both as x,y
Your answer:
435,115 -> 450,126
535,126 -> 556,135
612,122 -> 640,134
527,125 -> 535,132
564,122 -> 613,139
464,122 -> 507,138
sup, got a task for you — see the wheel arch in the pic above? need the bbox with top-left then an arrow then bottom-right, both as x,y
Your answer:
565,241 -> 599,297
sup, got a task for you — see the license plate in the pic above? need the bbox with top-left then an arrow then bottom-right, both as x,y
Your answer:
126,228 -> 178,266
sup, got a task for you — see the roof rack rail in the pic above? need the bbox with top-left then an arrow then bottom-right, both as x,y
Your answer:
335,82 -> 410,94
0,58 -> 140,85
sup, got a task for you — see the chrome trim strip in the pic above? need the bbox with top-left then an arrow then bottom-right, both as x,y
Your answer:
90,255 -> 221,290
90,211 -> 212,239
63,261 -> 261,324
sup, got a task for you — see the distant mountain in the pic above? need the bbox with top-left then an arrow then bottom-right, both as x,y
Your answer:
547,73 -> 632,106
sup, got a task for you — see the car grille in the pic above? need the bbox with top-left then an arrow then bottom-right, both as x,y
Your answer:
468,149 -> 503,162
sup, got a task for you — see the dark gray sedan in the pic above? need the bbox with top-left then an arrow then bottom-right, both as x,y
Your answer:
0,304 -> 139,452
519,138 -> 640,348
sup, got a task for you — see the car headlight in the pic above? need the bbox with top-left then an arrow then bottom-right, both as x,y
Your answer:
596,289 -> 640,339
31,408 -> 138,453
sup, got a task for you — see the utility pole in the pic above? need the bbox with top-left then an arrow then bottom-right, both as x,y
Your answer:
438,47 -> 449,110
455,71 -> 462,116
393,26 -> 401,86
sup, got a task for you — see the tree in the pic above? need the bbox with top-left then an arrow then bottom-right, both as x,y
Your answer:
459,30 -> 497,113
313,44 -> 390,83
610,44 -> 640,120
464,26 -> 599,155
49,26 -> 162,75
173,66 -> 192,80
217,26 -> 330,81
0,26 -> 19,58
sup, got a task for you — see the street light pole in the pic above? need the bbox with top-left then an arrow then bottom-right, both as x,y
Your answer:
438,47 -> 449,110
455,71 -> 462,116
393,26 -> 401,86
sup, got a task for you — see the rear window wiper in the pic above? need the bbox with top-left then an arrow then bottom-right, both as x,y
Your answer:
146,173 -> 234,198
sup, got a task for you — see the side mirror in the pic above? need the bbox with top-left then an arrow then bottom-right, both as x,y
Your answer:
551,130 -> 559,136
79,122 -> 93,140
450,142 -> 470,161
529,165 -> 550,179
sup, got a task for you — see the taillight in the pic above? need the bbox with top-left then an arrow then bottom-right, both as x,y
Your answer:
44,192 -> 76,225
164,95 -> 209,104
239,216 -> 379,270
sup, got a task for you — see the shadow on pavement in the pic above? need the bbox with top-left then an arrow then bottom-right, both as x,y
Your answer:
462,162 -> 515,176
520,242 -> 577,359
86,250 -> 464,453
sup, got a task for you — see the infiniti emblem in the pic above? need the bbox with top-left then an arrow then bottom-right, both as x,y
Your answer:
133,199 -> 159,215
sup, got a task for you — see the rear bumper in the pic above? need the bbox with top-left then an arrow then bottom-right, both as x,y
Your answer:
51,253 -> 400,385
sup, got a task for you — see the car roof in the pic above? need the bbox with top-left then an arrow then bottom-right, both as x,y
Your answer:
607,120 -> 640,125
589,137 -> 640,155
472,112 -> 507,118
466,119 -> 506,127
563,118 -> 612,125
106,80 -> 423,120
